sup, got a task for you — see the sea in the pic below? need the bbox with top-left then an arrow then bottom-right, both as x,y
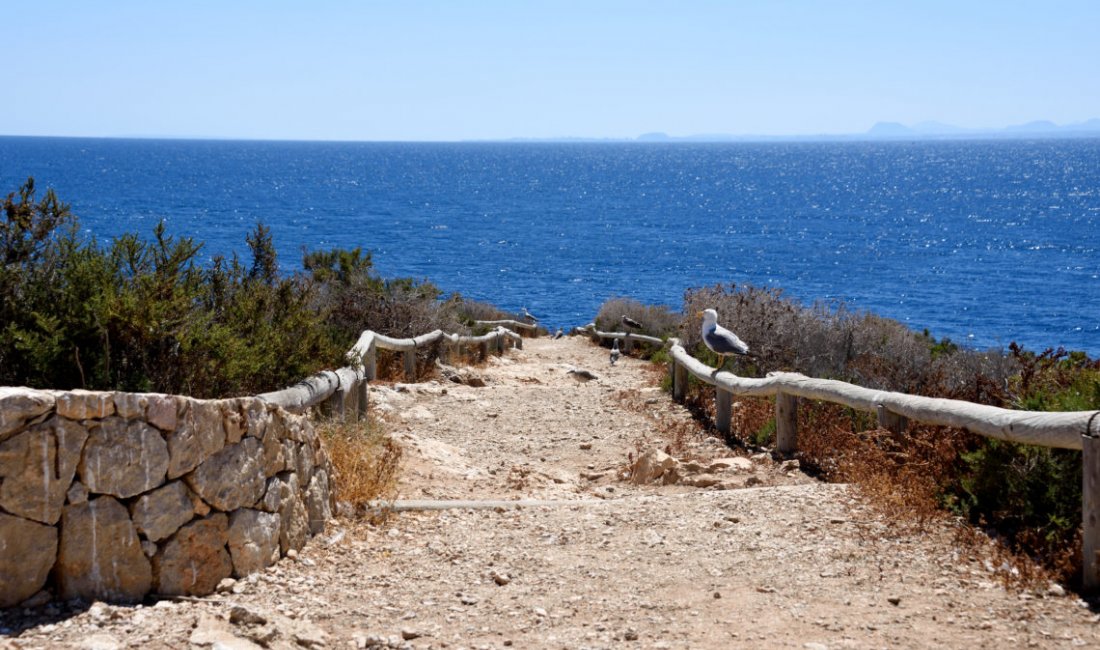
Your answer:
1,136 -> 1098,356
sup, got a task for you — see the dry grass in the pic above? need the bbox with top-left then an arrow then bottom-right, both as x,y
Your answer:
317,417 -> 403,513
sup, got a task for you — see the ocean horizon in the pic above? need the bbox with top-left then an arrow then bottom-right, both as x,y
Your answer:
2,136 -> 1097,356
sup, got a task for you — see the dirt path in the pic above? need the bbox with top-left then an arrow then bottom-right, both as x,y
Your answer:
4,337 -> 1099,649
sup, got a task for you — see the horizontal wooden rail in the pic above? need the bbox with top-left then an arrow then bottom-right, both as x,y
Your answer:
661,336 -> 1100,591
576,324 -> 665,347
473,319 -> 539,332
260,326 -> 519,415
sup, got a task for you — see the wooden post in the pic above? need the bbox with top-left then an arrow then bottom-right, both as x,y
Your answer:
877,404 -> 908,435
715,388 -> 732,437
478,341 -> 489,361
364,343 -> 377,381
356,378 -> 368,422
404,349 -> 417,382
623,335 -> 634,354
514,335 -> 523,350
672,360 -> 688,402
776,392 -> 798,454
495,334 -> 505,356
1084,434 -> 1100,592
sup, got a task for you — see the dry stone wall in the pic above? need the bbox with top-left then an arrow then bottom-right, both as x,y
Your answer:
0,387 -> 335,607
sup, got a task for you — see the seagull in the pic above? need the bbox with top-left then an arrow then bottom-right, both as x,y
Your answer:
521,307 -> 539,323
567,367 -> 599,382
610,339 -> 621,365
621,315 -> 643,330
552,327 -> 564,340
698,308 -> 752,373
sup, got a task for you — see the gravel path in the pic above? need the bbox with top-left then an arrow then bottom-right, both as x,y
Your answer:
3,336 -> 1098,649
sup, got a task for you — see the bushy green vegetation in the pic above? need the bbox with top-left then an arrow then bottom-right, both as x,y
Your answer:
654,281 -> 1099,586
0,179 -> 469,397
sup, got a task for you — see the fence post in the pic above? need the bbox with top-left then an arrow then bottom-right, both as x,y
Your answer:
364,342 -> 377,382
715,388 -> 732,437
1084,433 -> 1100,592
877,404 -> 907,435
623,335 -> 634,354
495,334 -> 505,356
671,359 -> 688,402
404,349 -> 417,382
514,334 -> 523,350
478,340 -> 489,361
355,378 -> 368,422
776,392 -> 798,454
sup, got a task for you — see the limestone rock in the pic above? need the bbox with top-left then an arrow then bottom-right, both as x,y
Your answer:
221,399 -> 247,445
57,496 -> 152,602
146,395 -> 178,431
55,390 -> 115,421
165,399 -> 226,478
153,513 -> 231,596
630,449 -> 680,485
679,473 -> 722,488
260,425 -> 285,478
295,441 -> 315,485
112,393 -> 149,420
0,387 -> 55,442
243,399 -> 270,439
130,481 -> 196,542
0,512 -> 58,607
67,480 -> 89,505
709,457 -> 755,473
184,437 -> 265,511
304,469 -> 331,535
0,416 -> 88,524
279,492 -> 309,554
255,476 -> 285,513
227,508 -> 281,577
80,418 -> 169,499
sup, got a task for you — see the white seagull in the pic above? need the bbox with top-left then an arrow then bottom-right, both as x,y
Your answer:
610,338 -> 621,365
698,308 -> 751,372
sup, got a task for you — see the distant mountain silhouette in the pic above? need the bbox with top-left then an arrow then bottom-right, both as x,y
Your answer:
864,119 -> 1100,139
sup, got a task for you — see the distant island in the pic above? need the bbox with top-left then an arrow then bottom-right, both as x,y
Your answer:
499,118 -> 1100,143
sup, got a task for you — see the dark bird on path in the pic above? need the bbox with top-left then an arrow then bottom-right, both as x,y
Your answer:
552,328 -> 564,340
567,367 -> 599,382
621,315 -> 643,330
698,308 -> 752,373
610,339 -> 621,365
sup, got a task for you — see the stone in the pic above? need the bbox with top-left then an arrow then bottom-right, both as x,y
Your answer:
0,512 -> 58,607
56,496 -> 152,602
0,416 -> 88,524
260,425 -> 285,478
112,393 -> 149,420
222,399 -> 247,445
281,440 -> 298,473
295,442 -> 316,489
80,634 -> 124,650
227,508 -> 282,577
256,476 -> 283,512
190,613 -> 264,650
145,395 -> 178,431
55,390 -> 116,421
79,418 -> 169,499
189,489 -> 212,517
141,540 -> 158,557
242,399 -> 270,439
153,513 -> 231,596
679,473 -> 722,488
129,481 -> 195,542
630,448 -> 679,485
67,481 -> 89,505
709,457 -> 755,473
165,398 -> 226,478
279,493 -> 309,555
19,589 -> 52,608
304,469 -> 331,535
0,387 -> 55,442
184,437 -> 265,511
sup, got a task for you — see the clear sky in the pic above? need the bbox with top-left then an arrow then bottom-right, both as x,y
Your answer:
4,0 -> 1097,141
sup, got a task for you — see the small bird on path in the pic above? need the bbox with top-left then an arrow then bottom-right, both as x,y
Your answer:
610,339 -> 621,365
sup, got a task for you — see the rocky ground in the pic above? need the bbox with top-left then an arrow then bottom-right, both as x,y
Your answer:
2,336 -> 1099,649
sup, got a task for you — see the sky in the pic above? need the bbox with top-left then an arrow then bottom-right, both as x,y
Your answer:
4,0 -> 1098,141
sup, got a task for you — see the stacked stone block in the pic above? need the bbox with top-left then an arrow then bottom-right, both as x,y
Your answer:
0,387 -> 335,607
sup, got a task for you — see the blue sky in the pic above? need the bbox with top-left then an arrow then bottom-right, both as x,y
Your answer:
4,1 -> 1097,141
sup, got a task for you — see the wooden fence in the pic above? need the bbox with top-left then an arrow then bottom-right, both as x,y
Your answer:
258,326 -> 521,416
583,327 -> 1100,591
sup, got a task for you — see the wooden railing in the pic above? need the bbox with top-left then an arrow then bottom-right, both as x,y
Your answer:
474,319 -> 539,333
660,337 -> 1100,590
258,326 -> 522,416
574,323 -> 664,352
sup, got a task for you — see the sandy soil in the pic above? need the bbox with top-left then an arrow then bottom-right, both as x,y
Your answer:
3,336 -> 1098,649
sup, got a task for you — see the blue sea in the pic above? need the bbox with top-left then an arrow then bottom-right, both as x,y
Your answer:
2,136 -> 1098,355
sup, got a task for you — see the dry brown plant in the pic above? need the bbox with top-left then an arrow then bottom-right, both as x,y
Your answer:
318,417 -> 403,511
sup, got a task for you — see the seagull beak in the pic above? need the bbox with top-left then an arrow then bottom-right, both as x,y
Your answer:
695,310 -> 704,318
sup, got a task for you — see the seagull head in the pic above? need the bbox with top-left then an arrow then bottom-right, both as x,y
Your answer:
697,309 -> 719,328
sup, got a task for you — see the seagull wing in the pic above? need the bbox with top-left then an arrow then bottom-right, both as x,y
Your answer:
704,324 -> 750,355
